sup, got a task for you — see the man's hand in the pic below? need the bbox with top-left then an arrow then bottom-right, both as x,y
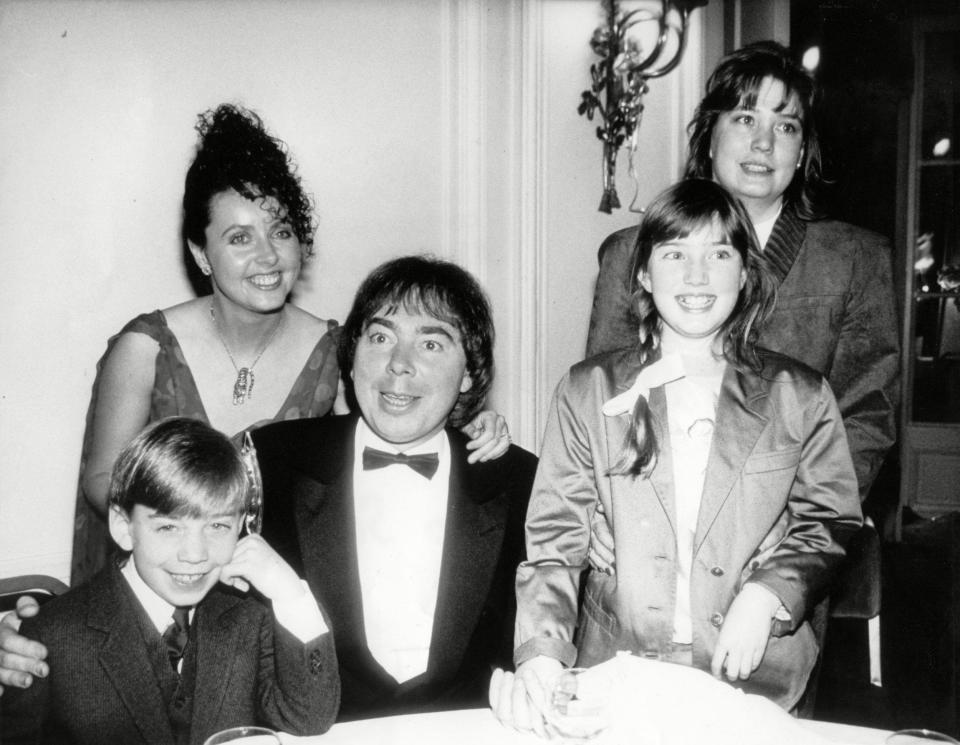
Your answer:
0,596 -> 49,695
489,655 -> 563,738
463,411 -> 510,464
710,583 -> 781,681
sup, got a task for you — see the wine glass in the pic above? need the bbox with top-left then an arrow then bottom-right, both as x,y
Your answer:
202,725 -> 281,745
543,667 -> 611,743
886,730 -> 960,744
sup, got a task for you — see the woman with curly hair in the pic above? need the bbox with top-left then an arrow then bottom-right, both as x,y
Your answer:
69,104 -> 508,584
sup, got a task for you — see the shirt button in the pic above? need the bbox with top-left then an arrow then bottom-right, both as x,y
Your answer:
710,566 -> 724,576
710,612 -> 724,628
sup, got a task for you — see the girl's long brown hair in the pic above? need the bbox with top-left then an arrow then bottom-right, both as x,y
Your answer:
613,179 -> 777,477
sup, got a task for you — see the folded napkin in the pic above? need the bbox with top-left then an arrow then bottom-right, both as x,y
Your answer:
550,652 -> 835,745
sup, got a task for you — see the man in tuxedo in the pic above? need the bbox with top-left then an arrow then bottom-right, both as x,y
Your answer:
1,256 -> 536,723
252,255 -> 537,720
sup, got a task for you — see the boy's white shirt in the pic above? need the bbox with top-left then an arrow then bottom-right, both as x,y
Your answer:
121,556 -> 328,642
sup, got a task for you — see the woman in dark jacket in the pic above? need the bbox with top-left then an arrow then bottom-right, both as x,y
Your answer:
586,41 -> 899,505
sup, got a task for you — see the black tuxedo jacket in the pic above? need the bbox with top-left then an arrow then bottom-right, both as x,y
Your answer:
253,414 -> 536,720
1,563 -> 339,744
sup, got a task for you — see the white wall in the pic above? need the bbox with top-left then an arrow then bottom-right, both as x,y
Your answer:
0,0 -> 713,584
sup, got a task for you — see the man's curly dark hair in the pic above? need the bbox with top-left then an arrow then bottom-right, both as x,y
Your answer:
338,255 -> 495,429
181,104 -> 315,256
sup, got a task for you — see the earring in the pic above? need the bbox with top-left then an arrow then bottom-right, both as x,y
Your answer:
200,264 -> 211,276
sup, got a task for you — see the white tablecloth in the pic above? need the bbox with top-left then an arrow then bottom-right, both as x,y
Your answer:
281,655 -> 896,745
282,708 -> 892,745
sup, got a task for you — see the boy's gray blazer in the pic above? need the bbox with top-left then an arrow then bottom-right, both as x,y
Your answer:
1,563 -> 339,744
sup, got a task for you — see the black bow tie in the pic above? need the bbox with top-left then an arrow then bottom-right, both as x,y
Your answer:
362,447 -> 440,479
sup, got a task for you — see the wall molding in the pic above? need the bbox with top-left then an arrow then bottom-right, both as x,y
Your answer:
441,0 -> 487,278
439,0 -> 546,452
518,0 -> 549,450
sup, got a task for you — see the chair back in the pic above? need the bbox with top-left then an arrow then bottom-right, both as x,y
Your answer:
830,519 -> 882,619
0,574 -> 69,613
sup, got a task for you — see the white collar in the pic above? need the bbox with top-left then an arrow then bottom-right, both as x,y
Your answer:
602,353 -> 685,416
753,205 -> 782,249
355,418 -> 448,457
120,557 -> 181,634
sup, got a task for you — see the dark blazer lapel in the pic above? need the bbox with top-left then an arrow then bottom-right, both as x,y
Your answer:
426,430 -> 508,683
762,206 -> 807,285
191,591 -> 243,738
694,364 -> 769,553
293,417 -> 370,661
92,566 -> 175,745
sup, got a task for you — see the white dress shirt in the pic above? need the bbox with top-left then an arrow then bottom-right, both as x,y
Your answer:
664,368 -> 723,644
352,421 -> 451,683
122,558 -> 192,636
754,208 -> 781,249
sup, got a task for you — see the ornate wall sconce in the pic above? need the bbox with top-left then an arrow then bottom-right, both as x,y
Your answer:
578,0 -> 708,213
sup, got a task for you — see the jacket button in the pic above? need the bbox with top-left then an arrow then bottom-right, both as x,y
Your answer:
710,566 -> 724,576
710,612 -> 724,628
750,561 -> 760,571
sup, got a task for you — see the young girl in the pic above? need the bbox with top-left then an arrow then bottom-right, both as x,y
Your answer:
491,179 -> 862,727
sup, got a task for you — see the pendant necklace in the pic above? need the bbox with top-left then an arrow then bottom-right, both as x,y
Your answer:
210,303 -> 285,406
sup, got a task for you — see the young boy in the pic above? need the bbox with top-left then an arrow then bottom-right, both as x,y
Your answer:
1,417 -> 339,744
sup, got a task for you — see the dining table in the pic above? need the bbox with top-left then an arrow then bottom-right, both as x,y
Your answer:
278,654 -> 900,745
280,707 -> 894,745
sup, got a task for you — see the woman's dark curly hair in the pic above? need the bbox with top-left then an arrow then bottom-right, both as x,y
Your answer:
338,255 -> 495,430
684,41 -> 824,220
182,104 -> 315,255
614,179 -> 777,476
